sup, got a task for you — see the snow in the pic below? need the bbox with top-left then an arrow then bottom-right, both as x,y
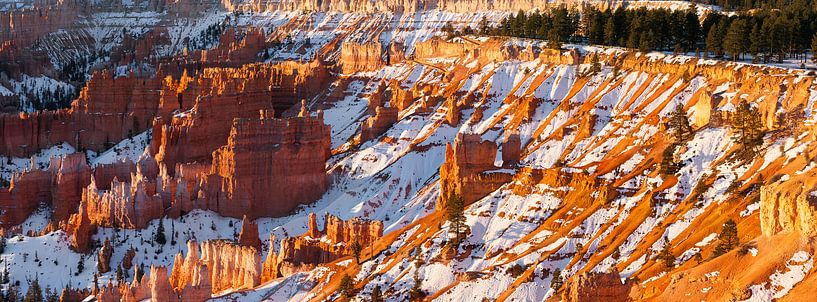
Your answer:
0,143 -> 77,181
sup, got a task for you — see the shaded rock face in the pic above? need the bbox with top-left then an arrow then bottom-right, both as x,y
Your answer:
265,213 -> 383,278
200,111 -> 331,219
0,2 -> 79,47
98,238 -> 114,273
438,133 -> 512,209
238,215 -> 262,250
562,270 -> 631,302
0,153 -> 90,227
761,171 -> 817,236
153,62 -> 330,170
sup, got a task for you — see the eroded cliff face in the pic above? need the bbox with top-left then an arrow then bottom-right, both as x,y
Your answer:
265,213 -> 384,277
169,240 -> 259,295
0,153 -> 90,226
760,171 -> 817,236
340,41 -> 383,74
561,270 -> 631,302
438,133 -> 512,209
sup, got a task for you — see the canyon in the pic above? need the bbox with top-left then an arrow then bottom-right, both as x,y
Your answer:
0,1 -> 816,302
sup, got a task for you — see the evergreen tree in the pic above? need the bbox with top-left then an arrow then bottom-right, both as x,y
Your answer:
705,21 -> 725,57
446,194 -> 467,246
683,8 -> 701,52
75,256 -> 84,277
478,16 -> 490,35
660,143 -> 680,175
154,219 -> 167,246
750,23 -> 769,63
604,17 -> 617,46
24,279 -> 43,302
724,19 -> 749,60
811,32 -> 817,63
116,265 -> 124,284
658,244 -> 675,269
371,285 -> 383,302
732,101 -> 765,153
43,287 -> 57,302
669,104 -> 692,142
550,268 -> 563,291
350,241 -> 362,264
338,274 -> 354,298
409,270 -> 425,301
0,237 -> 5,254
6,283 -> 20,302
547,28 -> 562,50
712,219 -> 739,258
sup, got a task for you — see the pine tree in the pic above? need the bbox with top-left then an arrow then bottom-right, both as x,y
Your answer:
371,285 -> 383,302
479,16 -> 490,35
811,32 -> 817,63
712,219 -> 739,258
750,23 -> 768,62
604,17 -> 617,46
409,270 -> 425,301
550,268 -> 563,291
154,219 -> 167,246
7,283 -> 20,302
732,101 -> 764,154
669,104 -> 692,142
24,279 -> 43,302
658,244 -> 674,269
338,274 -> 354,298
724,19 -> 749,61
547,28 -> 562,50
350,241 -> 362,264
446,194 -> 467,246
116,265 -> 124,284
660,143 -> 679,175
705,22 -> 724,57
75,256 -> 84,276
43,287 -> 57,302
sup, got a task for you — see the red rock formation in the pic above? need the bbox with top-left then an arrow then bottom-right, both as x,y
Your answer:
153,62 -> 330,169
389,81 -> 414,111
196,111 -> 331,219
438,133 -> 512,209
199,27 -> 266,66
169,240 -> 259,294
80,169 -> 164,229
238,215 -> 262,250
445,95 -> 461,125
261,234 -> 278,283
502,132 -> 521,167
0,2 -> 79,47
98,238 -> 113,273
360,105 -> 398,142
51,153 -> 92,221
63,202 -> 97,252
274,213 -> 383,277
561,269 -> 631,302
0,169 -> 52,227
0,153 -> 90,227
340,41 -> 383,74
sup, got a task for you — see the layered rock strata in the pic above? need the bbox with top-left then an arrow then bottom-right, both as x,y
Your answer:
438,133 -> 513,209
